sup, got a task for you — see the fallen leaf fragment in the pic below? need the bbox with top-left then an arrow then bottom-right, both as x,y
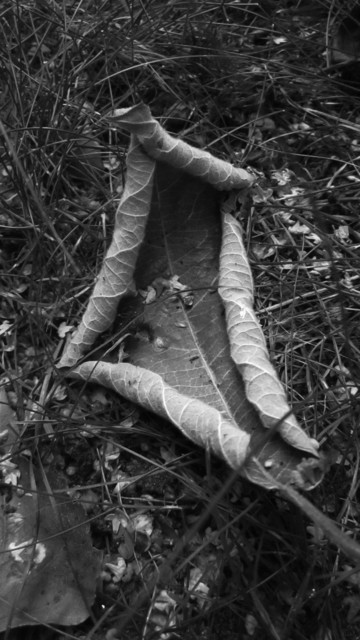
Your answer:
188,567 -> 210,610
146,589 -> 178,640
105,557 -> 127,583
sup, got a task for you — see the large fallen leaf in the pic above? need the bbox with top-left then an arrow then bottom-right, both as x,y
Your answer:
0,457 -> 101,630
71,362 -> 250,469
0,389 -> 101,631
59,104 -> 324,490
59,104 -> 254,369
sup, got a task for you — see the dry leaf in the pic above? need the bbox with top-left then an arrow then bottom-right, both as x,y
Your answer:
59,137 -> 155,367
70,361 -> 251,470
59,106 -> 323,491
0,459 -> 101,630
219,212 -> 318,457
108,103 -> 254,191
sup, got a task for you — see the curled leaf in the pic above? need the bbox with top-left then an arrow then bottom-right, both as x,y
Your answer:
108,103 -> 255,190
219,212 -> 318,457
58,109 -> 323,491
59,104 -> 254,369
59,137 -> 155,368
70,361 -> 251,470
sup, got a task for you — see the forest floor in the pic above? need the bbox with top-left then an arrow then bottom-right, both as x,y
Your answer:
1,1 -> 360,639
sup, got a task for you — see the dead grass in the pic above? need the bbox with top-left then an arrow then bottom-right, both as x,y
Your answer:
1,0 -> 360,639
